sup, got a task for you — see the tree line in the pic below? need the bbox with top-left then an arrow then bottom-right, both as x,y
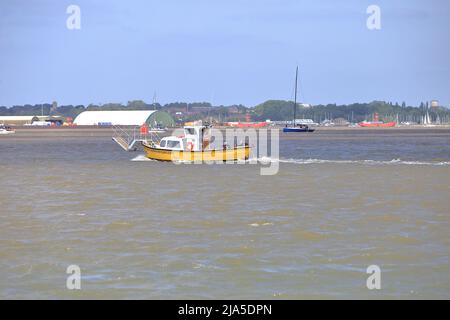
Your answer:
1,100 -> 448,123
252,100 -> 450,123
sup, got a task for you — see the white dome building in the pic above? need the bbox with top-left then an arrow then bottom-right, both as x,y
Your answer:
73,110 -> 174,127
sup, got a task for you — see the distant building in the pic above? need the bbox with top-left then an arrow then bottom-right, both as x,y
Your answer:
73,110 -> 174,127
270,119 -> 318,126
227,106 -> 240,113
51,101 -> 58,114
0,115 -> 64,126
295,119 -> 318,125
40,115 -> 64,125
333,117 -> 350,126
0,116 -> 38,125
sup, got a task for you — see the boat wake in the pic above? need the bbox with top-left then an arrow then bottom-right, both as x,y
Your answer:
131,154 -> 450,166
131,154 -> 156,162
251,157 -> 450,166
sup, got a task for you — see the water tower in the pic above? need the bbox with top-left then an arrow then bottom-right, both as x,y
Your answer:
431,100 -> 439,110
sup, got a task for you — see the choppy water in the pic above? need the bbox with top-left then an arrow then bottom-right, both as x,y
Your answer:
0,128 -> 449,299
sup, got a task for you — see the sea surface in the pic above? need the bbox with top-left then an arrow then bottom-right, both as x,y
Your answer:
0,128 -> 449,299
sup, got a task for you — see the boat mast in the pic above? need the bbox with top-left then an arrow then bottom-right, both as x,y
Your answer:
293,66 -> 298,126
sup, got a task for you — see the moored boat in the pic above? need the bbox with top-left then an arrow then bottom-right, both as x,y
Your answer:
283,125 -> 315,132
358,113 -> 396,127
0,124 -> 15,134
358,121 -> 396,128
227,122 -> 268,128
282,66 -> 315,133
142,123 -> 250,162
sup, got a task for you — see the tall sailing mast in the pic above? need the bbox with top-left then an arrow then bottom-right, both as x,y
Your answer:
293,66 -> 298,125
282,66 -> 315,132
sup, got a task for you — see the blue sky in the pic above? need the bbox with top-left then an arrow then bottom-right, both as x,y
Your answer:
0,0 -> 449,107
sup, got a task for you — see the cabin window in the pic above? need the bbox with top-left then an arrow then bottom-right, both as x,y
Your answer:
185,128 -> 195,135
160,140 -> 166,147
167,140 -> 180,149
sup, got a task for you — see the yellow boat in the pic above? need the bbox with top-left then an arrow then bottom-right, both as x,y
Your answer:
142,124 -> 250,162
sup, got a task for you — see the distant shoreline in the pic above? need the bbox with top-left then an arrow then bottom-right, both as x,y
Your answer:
5,124 -> 450,131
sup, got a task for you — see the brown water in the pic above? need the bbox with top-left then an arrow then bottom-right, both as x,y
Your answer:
0,128 -> 449,299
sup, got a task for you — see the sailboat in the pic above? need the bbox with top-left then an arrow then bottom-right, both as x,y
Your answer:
422,110 -> 435,127
436,113 -> 441,125
283,67 -> 315,133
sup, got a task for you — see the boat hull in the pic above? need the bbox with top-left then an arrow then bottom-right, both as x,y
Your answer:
227,122 -> 268,128
143,144 -> 251,162
0,130 -> 15,135
283,127 -> 315,133
358,122 -> 396,127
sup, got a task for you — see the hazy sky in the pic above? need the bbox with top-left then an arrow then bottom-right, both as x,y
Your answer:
0,0 -> 449,107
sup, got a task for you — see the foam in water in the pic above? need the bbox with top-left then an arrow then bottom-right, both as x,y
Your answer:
132,154 -> 449,166
245,157 -> 450,166
131,154 -> 156,162
295,158 -> 448,166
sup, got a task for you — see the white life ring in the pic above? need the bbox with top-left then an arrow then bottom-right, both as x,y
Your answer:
187,141 -> 194,151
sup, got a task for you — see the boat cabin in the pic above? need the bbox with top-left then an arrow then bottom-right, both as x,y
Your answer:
158,137 -> 184,151
158,125 -> 211,152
